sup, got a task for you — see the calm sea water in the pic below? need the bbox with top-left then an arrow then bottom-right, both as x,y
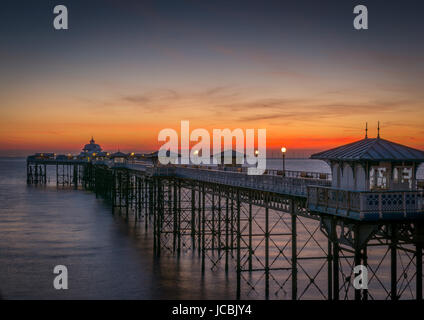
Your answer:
0,158 -> 237,299
0,158 -> 422,300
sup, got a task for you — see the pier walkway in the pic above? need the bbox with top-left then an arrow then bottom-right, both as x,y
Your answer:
26,149 -> 424,300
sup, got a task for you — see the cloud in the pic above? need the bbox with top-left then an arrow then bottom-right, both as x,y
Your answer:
77,85 -> 423,134
219,97 -> 419,122
122,95 -> 151,104
114,86 -> 241,113
122,89 -> 179,105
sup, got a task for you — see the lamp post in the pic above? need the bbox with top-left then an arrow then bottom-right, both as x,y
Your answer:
281,147 -> 287,176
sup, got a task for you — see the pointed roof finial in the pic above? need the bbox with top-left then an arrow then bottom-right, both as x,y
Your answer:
365,122 -> 368,139
377,121 -> 380,139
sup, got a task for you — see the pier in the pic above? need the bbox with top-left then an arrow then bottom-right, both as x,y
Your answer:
26,136 -> 424,300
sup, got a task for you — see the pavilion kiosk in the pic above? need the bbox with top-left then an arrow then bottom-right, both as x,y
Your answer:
140,150 -> 179,166
307,133 -> 424,221
111,151 -> 127,166
215,150 -> 245,171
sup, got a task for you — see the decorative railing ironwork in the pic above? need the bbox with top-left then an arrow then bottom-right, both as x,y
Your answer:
167,164 -> 332,180
307,185 -> 424,220
26,157 -> 89,164
150,166 -> 331,197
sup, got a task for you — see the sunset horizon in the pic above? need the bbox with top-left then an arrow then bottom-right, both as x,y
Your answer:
1,1 -> 423,157
1,123 -> 420,158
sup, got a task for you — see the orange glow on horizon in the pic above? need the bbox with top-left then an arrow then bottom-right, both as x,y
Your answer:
1,123 -> 423,157
1,83 -> 423,156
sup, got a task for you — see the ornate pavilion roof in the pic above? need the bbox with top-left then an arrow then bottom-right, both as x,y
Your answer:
311,137 -> 424,162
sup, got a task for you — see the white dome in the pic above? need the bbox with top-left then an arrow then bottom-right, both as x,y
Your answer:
82,137 -> 102,153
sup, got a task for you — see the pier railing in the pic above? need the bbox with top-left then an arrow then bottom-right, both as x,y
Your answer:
165,164 -> 331,180
149,166 -> 331,196
26,158 -> 90,164
307,185 -> 424,220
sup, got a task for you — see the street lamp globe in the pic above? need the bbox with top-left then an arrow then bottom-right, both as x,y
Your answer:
281,147 -> 287,177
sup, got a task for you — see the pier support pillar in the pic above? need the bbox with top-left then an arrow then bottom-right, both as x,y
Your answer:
354,249 -> 361,301
291,199 -> 297,300
327,237 -> 333,300
225,195 -> 229,273
391,224 -> 398,300
173,180 -> 178,253
191,188 -> 196,250
363,246 -> 368,300
354,225 -> 361,301
198,185 -> 202,256
265,194 -> 269,300
201,183 -> 206,272
417,244 -> 422,300
332,218 -> 339,300
248,193 -> 253,272
236,189 -> 241,300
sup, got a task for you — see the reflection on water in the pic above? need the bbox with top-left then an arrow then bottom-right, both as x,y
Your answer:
0,158 -> 237,299
0,158 -> 422,299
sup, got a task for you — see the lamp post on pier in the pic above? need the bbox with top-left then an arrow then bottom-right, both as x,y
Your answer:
281,147 -> 287,176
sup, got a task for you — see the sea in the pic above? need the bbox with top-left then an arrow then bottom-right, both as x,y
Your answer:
0,158 -> 422,299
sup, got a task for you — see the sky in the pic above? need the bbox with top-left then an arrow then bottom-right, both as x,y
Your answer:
0,0 -> 423,157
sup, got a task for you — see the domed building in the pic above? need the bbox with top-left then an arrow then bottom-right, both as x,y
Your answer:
82,137 -> 102,154
78,137 -> 103,160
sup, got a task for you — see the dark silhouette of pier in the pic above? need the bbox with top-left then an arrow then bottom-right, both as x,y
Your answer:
26,136 -> 424,300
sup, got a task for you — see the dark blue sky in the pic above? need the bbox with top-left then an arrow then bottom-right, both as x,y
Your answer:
2,0 -> 423,64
